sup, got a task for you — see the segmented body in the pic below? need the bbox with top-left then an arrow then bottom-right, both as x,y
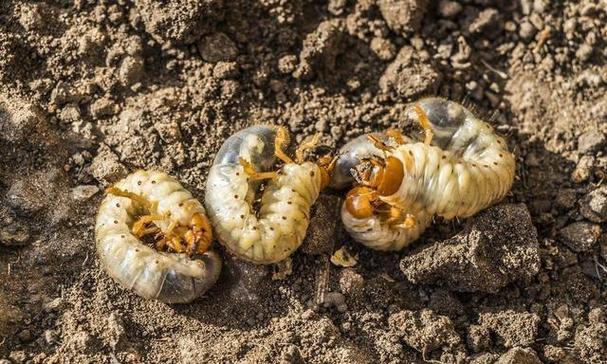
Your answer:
95,170 -> 221,303
384,106 -> 515,220
341,203 -> 432,251
205,126 -> 323,264
335,134 -> 432,251
337,98 -> 516,251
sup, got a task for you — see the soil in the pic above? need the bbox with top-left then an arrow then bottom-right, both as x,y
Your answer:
1,0 -> 607,363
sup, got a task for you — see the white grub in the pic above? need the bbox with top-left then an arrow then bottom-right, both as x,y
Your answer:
338,97 -> 516,251
205,125 -> 330,264
95,170 -> 221,303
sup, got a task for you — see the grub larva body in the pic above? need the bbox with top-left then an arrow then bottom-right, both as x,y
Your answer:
205,126 -> 326,264
95,170 -> 221,303
386,98 -> 516,220
338,98 -> 516,251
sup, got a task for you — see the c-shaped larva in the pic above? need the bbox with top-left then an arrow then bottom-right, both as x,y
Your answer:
205,125 -> 332,264
332,131 -> 433,251
338,97 -> 516,251
95,170 -> 221,303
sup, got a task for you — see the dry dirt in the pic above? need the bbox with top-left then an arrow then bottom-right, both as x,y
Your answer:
1,0 -> 607,363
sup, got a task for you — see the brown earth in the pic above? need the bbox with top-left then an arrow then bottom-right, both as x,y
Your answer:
1,0 -> 607,363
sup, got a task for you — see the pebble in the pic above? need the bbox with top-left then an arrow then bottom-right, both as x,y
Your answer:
469,9 -> 501,36
577,130 -> 606,154
519,22 -> 537,41
496,347 -> 542,364
437,0 -> 462,18
370,37 -> 396,61
71,185 -> 100,201
197,32 -> 239,63
559,221 -> 602,252
576,43 -> 593,62
338,269 -> 365,298
378,0 -> 428,34
118,56 -> 144,86
277,55 -> 298,74
89,146 -> 128,185
571,155 -> 595,183
18,329 -> 33,343
555,188 -> 577,210
44,330 -> 58,345
90,97 -> 119,118
323,292 -> 348,312
580,187 -> 607,223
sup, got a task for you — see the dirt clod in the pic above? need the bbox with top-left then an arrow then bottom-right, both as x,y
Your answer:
558,221 -> 602,252
401,204 -> 540,292
379,46 -> 442,99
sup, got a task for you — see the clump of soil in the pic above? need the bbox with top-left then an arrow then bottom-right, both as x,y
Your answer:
1,0 -> 607,363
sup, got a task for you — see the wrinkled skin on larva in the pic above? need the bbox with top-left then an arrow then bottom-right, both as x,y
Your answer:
205,126 -> 324,264
391,97 -> 516,219
337,98 -> 516,251
95,170 -> 221,303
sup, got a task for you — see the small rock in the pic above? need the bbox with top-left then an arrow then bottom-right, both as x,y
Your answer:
9,351 -> 26,364
578,130 -> 606,154
555,188 -> 577,210
118,56 -> 144,86
212,61 -> 239,79
18,329 -> 33,343
197,32 -> 239,63
277,54 -> 298,74
378,0 -> 428,34
400,204 -> 540,293
338,269 -> 365,298
389,309 -> 463,356
543,345 -> 566,362
44,330 -> 58,345
576,43 -> 593,62
519,22 -> 537,41
58,103 -> 81,124
559,221 -> 601,252
88,146 -> 128,185
581,187 -> 607,223
370,37 -> 396,61
379,46 -> 442,99
71,185 -> 100,201
496,347 -> 542,364
574,322 -> 607,364
134,0 -> 223,44
323,292 -> 347,312
293,19 -> 345,80
476,310 -> 540,348
469,9 -> 502,37
90,97 -> 119,118
437,0 -> 462,18
571,155 -> 595,183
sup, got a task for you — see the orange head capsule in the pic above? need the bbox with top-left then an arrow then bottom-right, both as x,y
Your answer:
352,156 -> 404,196
345,186 -> 377,218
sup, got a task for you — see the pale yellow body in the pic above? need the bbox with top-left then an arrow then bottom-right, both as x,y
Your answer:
339,100 -> 516,251
95,170 -> 220,303
206,162 -> 323,263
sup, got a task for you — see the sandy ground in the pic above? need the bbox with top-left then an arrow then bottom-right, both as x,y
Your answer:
1,0 -> 607,363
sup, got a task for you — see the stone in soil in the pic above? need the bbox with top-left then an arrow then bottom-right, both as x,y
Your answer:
580,186 -> 607,223
293,19 -> 345,80
495,347 -> 542,364
379,46 -> 442,99
400,204 -> 540,293
577,130 -> 606,154
378,0 -> 428,35
472,310 -> 540,349
558,221 -> 601,252
197,32 -> 239,63
134,0 -> 223,44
